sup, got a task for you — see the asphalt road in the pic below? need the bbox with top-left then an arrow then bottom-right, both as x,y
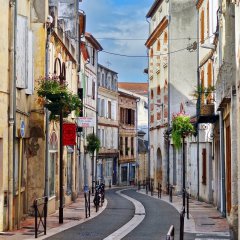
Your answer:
46,188 -> 135,240
46,188 -> 226,240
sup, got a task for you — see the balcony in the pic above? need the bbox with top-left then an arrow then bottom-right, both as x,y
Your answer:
198,103 -> 218,123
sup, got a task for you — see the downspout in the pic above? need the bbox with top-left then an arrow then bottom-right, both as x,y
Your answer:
196,5 -> 200,201
217,1 -> 226,217
167,0 -> 172,194
145,16 -> 151,181
44,20 -> 51,198
95,53 -> 99,184
8,0 -> 17,230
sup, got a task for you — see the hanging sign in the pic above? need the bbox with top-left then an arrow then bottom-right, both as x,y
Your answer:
63,123 -> 76,146
76,117 -> 95,128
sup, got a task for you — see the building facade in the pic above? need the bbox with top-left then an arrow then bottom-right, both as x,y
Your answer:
118,89 -> 138,185
145,0 -> 197,192
78,32 -> 102,190
97,64 -> 119,186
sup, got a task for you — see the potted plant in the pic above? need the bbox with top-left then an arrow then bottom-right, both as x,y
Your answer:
36,76 -> 81,120
192,85 -> 215,116
171,112 -> 195,149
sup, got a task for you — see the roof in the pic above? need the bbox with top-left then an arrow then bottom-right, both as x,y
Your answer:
98,63 -> 118,75
85,32 -> 103,51
118,82 -> 148,96
146,0 -> 164,18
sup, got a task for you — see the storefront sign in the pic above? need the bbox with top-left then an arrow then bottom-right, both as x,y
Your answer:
76,117 -> 95,128
63,123 -> 76,146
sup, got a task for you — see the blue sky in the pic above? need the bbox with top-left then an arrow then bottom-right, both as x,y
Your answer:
80,0 -> 153,83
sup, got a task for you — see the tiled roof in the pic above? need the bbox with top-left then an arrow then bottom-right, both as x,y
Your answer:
118,82 -> 148,96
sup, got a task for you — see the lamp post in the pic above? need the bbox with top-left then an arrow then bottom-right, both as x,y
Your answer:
54,58 -> 66,224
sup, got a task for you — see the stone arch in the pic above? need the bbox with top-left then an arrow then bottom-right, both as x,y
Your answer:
156,148 -> 163,183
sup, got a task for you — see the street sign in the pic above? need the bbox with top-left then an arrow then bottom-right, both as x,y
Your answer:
76,117 -> 95,128
63,123 -> 76,146
20,120 -> 25,138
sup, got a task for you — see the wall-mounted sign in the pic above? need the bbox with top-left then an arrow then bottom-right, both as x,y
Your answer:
20,120 -> 25,138
63,123 -> 76,146
76,117 -> 95,128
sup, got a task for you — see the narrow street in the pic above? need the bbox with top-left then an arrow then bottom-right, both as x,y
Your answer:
44,188 -> 229,240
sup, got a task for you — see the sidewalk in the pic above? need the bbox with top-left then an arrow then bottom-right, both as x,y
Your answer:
0,192 -> 107,240
138,188 -> 230,236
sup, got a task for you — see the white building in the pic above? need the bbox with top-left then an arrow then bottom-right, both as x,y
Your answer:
97,64 -> 119,185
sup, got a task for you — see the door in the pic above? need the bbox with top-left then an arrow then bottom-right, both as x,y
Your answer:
225,121 -> 231,214
156,148 -> 162,183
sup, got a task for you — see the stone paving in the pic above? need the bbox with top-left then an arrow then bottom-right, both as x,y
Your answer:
137,188 -> 230,236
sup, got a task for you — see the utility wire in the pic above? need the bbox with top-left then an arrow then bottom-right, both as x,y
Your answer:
53,27 -> 215,58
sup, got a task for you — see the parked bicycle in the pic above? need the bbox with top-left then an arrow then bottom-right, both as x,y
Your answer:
93,182 -> 105,211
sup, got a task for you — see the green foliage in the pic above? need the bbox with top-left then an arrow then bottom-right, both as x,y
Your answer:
86,133 -> 100,155
37,77 -> 81,120
171,113 -> 195,149
192,85 -> 215,100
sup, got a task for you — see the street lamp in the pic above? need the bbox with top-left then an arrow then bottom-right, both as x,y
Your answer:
54,58 -> 66,224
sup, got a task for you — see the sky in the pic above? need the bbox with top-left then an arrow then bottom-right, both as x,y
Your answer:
80,0 -> 153,83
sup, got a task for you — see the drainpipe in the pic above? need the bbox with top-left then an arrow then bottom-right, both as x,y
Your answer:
217,0 -> 226,217
167,0 -> 172,194
145,16 -> 151,181
196,6 -> 200,201
8,0 -> 17,230
44,21 -> 52,198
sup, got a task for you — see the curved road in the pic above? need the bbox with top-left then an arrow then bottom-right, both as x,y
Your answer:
47,188 -> 191,240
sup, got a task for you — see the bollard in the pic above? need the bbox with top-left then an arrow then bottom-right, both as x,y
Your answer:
145,179 -> 148,194
180,207 -> 185,240
151,181 -> 154,196
138,181 -> 141,190
84,191 -> 90,218
166,225 -> 174,240
186,192 -> 189,219
169,185 -> 173,203
109,180 -> 111,188
158,183 -> 160,198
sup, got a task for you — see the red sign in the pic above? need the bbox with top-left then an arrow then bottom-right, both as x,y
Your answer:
63,123 -> 76,146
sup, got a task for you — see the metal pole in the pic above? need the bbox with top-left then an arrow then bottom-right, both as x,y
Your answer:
182,136 -> 185,210
59,107 -> 63,223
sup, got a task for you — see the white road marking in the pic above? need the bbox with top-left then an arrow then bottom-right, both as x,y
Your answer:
103,189 -> 145,240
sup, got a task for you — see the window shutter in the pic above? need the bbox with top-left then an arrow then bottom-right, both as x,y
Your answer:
25,31 -> 34,94
87,76 -> 92,96
111,101 -> 116,120
16,15 -> 28,89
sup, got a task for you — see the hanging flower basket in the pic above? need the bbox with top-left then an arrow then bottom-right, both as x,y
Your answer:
36,76 -> 81,120
171,112 -> 195,149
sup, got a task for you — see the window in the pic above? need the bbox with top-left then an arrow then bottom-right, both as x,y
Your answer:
157,40 -> 161,51
202,148 -> 207,185
201,70 -> 205,103
151,89 -> 154,99
105,160 -> 112,177
97,98 -> 101,116
164,32 -> 168,44
101,99 -> 105,117
108,101 -> 112,119
66,146 -> 74,195
131,137 -> 134,156
120,137 -> 123,156
102,73 -> 105,87
102,129 -> 105,147
92,81 -> 95,99
150,48 -> 153,58
207,62 -> 212,103
49,132 -> 58,197
125,137 -> 128,156
200,9 -> 205,44
157,85 -> 161,95
92,48 -> 96,66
